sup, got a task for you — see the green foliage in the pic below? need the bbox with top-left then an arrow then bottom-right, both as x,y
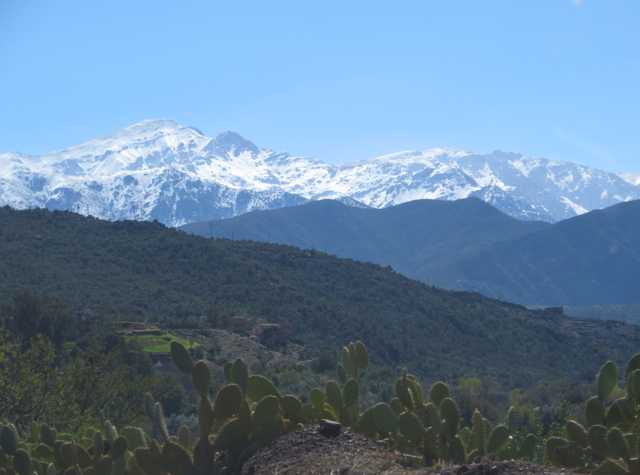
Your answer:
1,207 -> 639,389
12,289 -> 78,348
0,332 -> 175,433
6,315 -> 640,474
547,352 -> 640,474
361,369 -> 538,467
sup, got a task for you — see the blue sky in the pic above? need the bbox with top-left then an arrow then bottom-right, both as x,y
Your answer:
1,0 -> 639,173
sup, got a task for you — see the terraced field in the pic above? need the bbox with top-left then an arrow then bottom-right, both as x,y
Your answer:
114,322 -> 200,353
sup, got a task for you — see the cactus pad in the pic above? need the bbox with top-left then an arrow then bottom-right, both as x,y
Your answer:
198,397 -> 215,439
546,437 -> 568,466
223,362 -> 233,383
355,341 -> 369,369
336,363 -> 348,385
231,358 -> 249,393
177,426 -> 190,450
110,437 -> 128,461
395,379 -> 414,412
162,442 -> 196,475
592,459 -> 629,475
598,361 -> 618,401
426,403 -> 442,432
213,419 -> 250,450
36,444 -> 54,458
0,426 -> 17,456
398,412 -> 427,443
192,361 -> 211,399
280,395 -> 303,419
518,434 -> 537,459
607,428 -> 630,464
246,375 -> 280,402
96,456 -> 113,475
440,398 -> 460,440
429,382 -> 450,408
487,425 -> 510,455
565,420 -> 589,448
41,424 -> 55,447
134,449 -> 166,475
252,396 -> 280,427
325,380 -> 344,411
212,384 -> 243,420
473,410 -> 484,451
374,403 -> 399,434
586,396 -> 606,427
170,341 -> 195,374
309,388 -> 325,411
343,379 -> 359,408
13,450 -> 31,475
507,407 -> 519,435
354,407 -> 377,437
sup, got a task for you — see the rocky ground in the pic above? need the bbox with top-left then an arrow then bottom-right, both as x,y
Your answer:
242,424 -> 576,475
172,328 -> 317,370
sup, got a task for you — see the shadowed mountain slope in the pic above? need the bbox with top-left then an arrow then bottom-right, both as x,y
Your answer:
179,197 -> 550,283
182,198 -> 640,307
430,199 -> 640,306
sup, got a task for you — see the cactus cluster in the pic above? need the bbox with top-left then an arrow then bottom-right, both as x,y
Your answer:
0,413 -> 144,475
546,353 -> 640,475
347,369 -> 536,467
138,340 -> 321,475
15,338 -> 640,475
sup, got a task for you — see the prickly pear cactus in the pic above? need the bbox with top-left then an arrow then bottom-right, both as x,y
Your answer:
549,354 -> 640,474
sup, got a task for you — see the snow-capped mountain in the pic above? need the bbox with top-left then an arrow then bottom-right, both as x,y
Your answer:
1,119 -> 637,226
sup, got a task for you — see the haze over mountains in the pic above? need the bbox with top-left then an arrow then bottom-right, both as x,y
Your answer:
1,119 -> 638,227
181,198 -> 640,307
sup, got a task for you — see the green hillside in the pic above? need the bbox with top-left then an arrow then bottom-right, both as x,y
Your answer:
429,199 -> 640,306
179,197 -> 549,286
1,205 -> 639,388
565,304 -> 640,325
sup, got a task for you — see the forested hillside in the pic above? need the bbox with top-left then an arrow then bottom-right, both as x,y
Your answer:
1,205 -> 638,388
179,197 -> 549,286
428,199 -> 640,306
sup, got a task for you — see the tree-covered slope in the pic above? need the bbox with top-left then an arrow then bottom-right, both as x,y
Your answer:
428,199 -> 640,306
1,206 -> 638,388
179,197 -> 549,284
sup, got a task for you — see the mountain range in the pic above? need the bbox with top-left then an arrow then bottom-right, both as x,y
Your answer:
1,119 -> 639,226
180,198 -> 640,307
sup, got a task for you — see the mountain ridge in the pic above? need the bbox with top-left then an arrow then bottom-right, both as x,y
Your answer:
1,119 -> 638,226
179,197 -> 550,283
180,197 -> 640,307
428,198 -> 640,306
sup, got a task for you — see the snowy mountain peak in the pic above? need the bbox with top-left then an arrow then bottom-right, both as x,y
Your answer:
1,119 -> 638,227
208,130 -> 260,157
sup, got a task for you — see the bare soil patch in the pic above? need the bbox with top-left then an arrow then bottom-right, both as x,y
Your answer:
172,328 -> 316,370
242,424 -> 576,475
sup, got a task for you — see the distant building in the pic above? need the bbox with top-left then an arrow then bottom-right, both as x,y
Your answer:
228,317 -> 248,333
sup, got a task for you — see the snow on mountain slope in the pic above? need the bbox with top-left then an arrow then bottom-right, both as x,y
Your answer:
1,119 -> 638,226
619,173 -> 640,186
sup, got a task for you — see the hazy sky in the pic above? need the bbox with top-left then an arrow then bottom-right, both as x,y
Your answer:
1,0 -> 639,173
